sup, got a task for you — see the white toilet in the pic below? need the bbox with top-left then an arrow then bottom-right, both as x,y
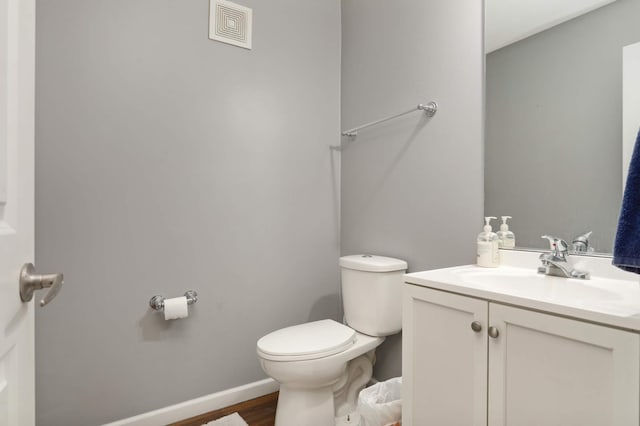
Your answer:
256,254 -> 407,426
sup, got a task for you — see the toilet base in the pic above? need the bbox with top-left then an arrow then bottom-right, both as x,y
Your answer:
274,352 -> 375,426
275,385 -> 335,426
259,331 -> 385,425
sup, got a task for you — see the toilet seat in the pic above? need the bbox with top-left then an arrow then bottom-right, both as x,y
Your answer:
257,319 -> 356,361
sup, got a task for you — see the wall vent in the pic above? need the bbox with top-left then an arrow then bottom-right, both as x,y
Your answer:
209,0 -> 253,50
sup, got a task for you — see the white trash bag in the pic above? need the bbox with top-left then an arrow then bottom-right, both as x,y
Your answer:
357,377 -> 402,426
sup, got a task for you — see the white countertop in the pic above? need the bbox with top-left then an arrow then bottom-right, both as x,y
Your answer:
404,254 -> 640,331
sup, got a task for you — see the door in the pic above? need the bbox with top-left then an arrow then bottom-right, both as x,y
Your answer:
0,0 -> 35,424
403,285 -> 488,426
488,303 -> 640,426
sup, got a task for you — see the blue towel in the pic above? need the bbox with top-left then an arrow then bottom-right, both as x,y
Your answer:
613,127 -> 640,274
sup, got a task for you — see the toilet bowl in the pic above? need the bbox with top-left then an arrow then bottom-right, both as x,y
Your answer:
258,320 -> 383,426
256,255 -> 407,426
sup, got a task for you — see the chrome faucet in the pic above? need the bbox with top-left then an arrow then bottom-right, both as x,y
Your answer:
538,235 -> 590,279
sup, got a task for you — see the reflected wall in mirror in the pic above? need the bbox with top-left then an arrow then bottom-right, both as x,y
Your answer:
485,0 -> 640,254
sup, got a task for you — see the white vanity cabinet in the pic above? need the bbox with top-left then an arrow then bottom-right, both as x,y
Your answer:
402,283 -> 640,426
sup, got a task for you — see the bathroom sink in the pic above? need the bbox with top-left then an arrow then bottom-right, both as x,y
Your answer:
405,263 -> 640,331
456,267 -> 624,303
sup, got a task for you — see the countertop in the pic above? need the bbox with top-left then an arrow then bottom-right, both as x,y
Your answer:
405,262 -> 640,332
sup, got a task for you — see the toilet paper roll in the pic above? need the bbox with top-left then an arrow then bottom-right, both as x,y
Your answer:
164,296 -> 189,320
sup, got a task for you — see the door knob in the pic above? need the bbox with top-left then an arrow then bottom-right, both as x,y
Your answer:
471,321 -> 483,333
19,263 -> 64,307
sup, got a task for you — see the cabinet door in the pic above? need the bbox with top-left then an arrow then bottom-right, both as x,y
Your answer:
403,285 -> 488,426
488,303 -> 640,426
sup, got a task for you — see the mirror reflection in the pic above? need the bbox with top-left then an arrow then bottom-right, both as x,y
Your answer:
485,0 -> 640,254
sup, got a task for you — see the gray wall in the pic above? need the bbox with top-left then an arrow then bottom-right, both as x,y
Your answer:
341,0 -> 484,379
486,0 -> 640,253
34,1 -> 340,425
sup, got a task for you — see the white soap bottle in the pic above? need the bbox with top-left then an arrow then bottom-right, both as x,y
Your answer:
477,216 -> 500,267
497,216 -> 516,249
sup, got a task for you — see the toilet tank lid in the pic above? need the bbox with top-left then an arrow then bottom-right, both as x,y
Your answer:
339,255 -> 407,272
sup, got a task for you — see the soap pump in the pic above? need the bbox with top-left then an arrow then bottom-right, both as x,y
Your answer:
497,216 -> 516,249
477,216 -> 500,267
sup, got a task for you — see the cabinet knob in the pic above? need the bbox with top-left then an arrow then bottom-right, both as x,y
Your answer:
471,321 -> 482,333
488,326 -> 500,338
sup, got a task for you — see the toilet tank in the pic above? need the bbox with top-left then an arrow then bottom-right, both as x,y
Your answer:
339,255 -> 408,337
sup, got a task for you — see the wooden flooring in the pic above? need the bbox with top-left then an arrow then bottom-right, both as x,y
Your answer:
169,392 -> 278,426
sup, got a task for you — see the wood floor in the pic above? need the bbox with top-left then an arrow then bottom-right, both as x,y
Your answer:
169,392 -> 278,426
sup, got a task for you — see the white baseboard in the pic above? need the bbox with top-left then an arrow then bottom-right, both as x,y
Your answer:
103,378 -> 279,426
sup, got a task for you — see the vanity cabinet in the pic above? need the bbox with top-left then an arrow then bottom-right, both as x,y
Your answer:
402,284 -> 640,426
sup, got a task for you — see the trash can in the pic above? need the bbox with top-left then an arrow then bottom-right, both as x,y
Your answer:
357,377 -> 402,426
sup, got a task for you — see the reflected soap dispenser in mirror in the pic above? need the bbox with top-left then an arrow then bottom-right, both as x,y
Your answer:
497,216 -> 515,249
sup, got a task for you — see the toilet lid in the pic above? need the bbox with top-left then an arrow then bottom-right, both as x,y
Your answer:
257,319 -> 356,361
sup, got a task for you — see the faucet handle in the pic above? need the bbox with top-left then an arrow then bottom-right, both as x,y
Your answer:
541,235 -> 569,259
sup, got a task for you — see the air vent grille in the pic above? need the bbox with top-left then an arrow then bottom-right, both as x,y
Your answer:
209,0 -> 252,50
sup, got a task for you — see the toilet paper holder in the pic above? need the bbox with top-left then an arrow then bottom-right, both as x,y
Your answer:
149,290 -> 198,311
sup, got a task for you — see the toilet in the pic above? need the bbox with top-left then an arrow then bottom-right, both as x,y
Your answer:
256,254 -> 407,426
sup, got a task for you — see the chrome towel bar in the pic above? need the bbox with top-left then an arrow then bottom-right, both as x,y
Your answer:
341,101 -> 438,138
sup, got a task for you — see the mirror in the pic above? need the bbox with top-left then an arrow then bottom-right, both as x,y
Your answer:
484,0 -> 640,254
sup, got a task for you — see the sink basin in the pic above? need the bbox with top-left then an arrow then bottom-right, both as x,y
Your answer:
456,267 -> 624,303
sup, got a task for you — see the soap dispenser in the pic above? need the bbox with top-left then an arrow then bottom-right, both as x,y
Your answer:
477,217 -> 500,267
497,216 -> 516,249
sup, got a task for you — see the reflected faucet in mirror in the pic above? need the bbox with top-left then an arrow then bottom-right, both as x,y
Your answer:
538,235 -> 590,280
572,231 -> 594,253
